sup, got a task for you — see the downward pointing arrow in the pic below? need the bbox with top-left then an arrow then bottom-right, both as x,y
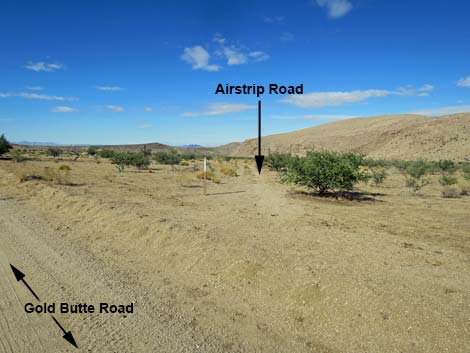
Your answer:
52,316 -> 78,349
10,264 -> 41,301
255,100 -> 264,174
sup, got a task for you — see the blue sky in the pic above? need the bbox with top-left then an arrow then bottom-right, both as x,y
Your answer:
1,0 -> 470,146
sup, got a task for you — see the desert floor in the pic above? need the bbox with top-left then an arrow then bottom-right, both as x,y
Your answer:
0,158 -> 469,352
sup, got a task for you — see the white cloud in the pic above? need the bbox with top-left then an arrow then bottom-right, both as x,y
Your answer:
181,102 -> 256,117
213,33 -> 226,45
25,86 -> 44,91
100,105 -> 125,112
137,124 -> 152,129
144,107 -> 153,112
181,46 -> 220,72
419,84 -> 434,92
0,92 -> 78,101
262,16 -> 285,24
224,47 -> 247,65
248,51 -> 270,62
50,106 -> 80,113
316,0 -> 352,19
96,86 -> 124,91
24,61 -> 64,72
409,105 -> 470,116
272,114 -> 357,121
457,76 -> 470,87
280,32 -> 295,42
282,90 -> 390,108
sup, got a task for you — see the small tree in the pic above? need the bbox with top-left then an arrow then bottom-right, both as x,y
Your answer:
130,152 -> 151,170
87,146 -> 98,156
281,150 -> 367,194
405,160 -> 430,193
111,152 -> 131,172
47,147 -> 62,159
0,134 -> 12,156
153,150 -> 182,169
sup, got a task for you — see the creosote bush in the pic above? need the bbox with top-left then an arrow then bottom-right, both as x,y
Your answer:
153,150 -> 182,166
371,169 -> 387,186
265,152 -> 293,172
46,147 -> 62,159
111,152 -> 150,172
404,160 -> 430,193
0,134 -> 13,156
439,174 -> 457,186
10,149 -> 28,163
281,150 -> 367,194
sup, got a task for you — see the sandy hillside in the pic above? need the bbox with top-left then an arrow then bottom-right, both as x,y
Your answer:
217,113 -> 470,161
0,157 -> 469,352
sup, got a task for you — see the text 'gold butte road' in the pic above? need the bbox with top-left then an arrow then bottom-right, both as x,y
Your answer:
24,302 -> 134,314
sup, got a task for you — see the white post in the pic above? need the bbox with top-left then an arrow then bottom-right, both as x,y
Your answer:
203,157 -> 207,195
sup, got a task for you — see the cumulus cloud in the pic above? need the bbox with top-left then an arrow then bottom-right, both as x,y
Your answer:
100,105 -> 125,112
144,107 -> 153,112
25,86 -> 44,91
457,76 -> 470,87
316,0 -> 353,19
0,92 -> 77,101
50,106 -> 80,113
96,86 -> 124,91
282,85 -> 433,108
224,47 -> 248,65
24,61 -> 64,72
248,51 -> 270,62
181,102 -> 256,117
409,105 -> 470,116
181,46 -> 220,72
282,90 -> 390,108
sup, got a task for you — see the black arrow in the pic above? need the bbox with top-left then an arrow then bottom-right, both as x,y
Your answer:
10,264 -> 41,301
52,316 -> 78,349
255,100 -> 264,174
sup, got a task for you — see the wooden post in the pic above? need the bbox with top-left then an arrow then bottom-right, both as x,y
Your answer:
203,157 -> 207,196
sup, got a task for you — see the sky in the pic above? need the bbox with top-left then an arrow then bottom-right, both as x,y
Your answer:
1,0 -> 470,146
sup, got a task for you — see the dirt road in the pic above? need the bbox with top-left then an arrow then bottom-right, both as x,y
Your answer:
1,161 -> 469,352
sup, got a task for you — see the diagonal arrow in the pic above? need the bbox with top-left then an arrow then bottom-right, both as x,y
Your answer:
10,264 -> 41,301
255,100 -> 264,174
52,316 -> 78,349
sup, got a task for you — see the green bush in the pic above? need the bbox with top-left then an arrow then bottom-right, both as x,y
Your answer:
98,149 -> 115,159
0,134 -> 12,156
281,150 -> 367,194
130,153 -> 151,170
462,164 -> 470,181
371,169 -> 387,186
153,150 -> 182,165
439,174 -> 457,186
46,147 -> 62,158
405,160 -> 430,193
437,160 -> 456,173
111,152 -> 150,171
265,153 -> 293,171
111,152 -> 131,172
87,146 -> 98,156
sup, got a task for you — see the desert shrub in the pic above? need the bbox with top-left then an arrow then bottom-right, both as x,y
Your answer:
98,149 -> 115,159
196,170 -> 220,183
180,161 -> 189,166
180,152 -> 197,160
0,134 -> 12,156
281,150 -> 367,194
265,153 -> 293,171
439,174 -> 457,186
220,166 -> 238,177
153,150 -> 182,165
46,147 -> 62,159
129,153 -> 150,170
437,160 -> 456,173
404,160 -> 430,193
111,152 -> 131,172
371,169 -> 387,185
442,187 -> 459,198
10,149 -> 28,163
87,146 -> 98,156
462,164 -> 470,181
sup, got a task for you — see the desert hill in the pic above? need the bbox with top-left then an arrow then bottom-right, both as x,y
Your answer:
216,113 -> 470,161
